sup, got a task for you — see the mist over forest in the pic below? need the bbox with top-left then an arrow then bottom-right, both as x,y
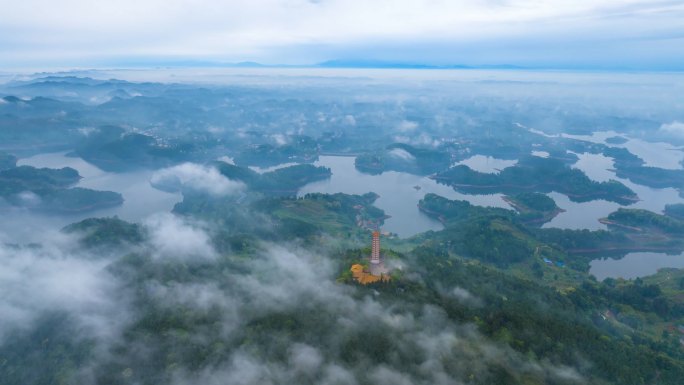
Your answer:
2,69 -> 684,385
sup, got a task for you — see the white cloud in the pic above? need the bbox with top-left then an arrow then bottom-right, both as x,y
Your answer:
660,121 -> 684,137
396,120 -> 418,132
271,133 -> 289,146
532,150 -> 550,158
17,191 -> 41,207
0,230 -> 587,384
0,232 -> 130,344
1,1 -> 682,67
388,148 -> 415,161
144,213 -> 217,260
216,156 -> 235,165
344,115 -> 356,126
150,162 -> 244,196
450,286 -> 483,307
77,126 -> 99,136
392,134 -> 440,148
288,344 -> 324,375
154,243 -> 587,385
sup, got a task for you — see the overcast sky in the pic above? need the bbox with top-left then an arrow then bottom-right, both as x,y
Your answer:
1,0 -> 683,70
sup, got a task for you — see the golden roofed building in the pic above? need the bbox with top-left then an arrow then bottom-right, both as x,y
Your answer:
350,263 -> 389,285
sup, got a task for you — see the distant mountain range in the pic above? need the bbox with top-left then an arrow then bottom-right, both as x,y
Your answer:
104,59 -> 528,70
316,60 -> 525,70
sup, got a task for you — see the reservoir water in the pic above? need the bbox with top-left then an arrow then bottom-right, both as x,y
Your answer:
298,156 -> 510,238
8,149 -> 684,279
590,252 -> 684,281
543,152 -> 684,231
13,152 -> 182,231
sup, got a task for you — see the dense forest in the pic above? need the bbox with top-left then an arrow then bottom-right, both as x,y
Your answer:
2,74 -> 684,385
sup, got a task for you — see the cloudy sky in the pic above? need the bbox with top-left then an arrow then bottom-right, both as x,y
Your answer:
1,0 -> 683,69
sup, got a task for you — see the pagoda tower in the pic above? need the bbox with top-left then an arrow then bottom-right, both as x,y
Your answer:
370,230 -> 380,265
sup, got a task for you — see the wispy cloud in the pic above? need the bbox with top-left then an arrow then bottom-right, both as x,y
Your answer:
0,231 -> 131,345
150,163 -> 245,197
660,121 -> 684,138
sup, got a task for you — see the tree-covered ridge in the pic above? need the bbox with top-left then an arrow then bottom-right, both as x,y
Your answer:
433,155 -> 638,205
419,192 -> 562,228
419,193 -> 684,270
508,191 -> 558,212
503,192 -> 564,225
418,192 -> 514,227
173,190 -> 386,251
0,165 -> 80,191
354,143 -> 452,175
604,208 -> 684,235
62,217 -> 146,249
0,152 -> 17,171
38,188 -> 124,214
254,192 -> 387,236
213,161 -> 331,196
233,135 -> 319,167
74,126 -> 200,172
3,75 -> 684,385
664,203 -> 684,221
605,147 -> 684,192
405,246 -> 684,384
5,213 -> 684,385
0,164 -> 123,213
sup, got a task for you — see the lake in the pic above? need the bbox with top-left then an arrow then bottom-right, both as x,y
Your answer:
544,152 -> 684,231
590,252 -> 684,281
9,149 -> 684,280
298,156 -> 510,238
15,152 -> 182,225
12,152 -> 511,239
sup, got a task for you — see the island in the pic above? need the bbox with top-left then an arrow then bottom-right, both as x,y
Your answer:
74,126 -> 197,172
62,217 -> 146,249
503,192 -> 564,225
604,147 -> 684,192
355,143 -> 451,175
432,155 -> 638,205
0,164 -> 123,213
213,161 -> 331,196
601,208 -> 684,235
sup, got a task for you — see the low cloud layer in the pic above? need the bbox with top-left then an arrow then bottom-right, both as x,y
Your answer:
660,121 -> 684,138
145,213 -> 217,260
150,163 -> 245,197
396,120 -> 418,133
0,216 -> 585,384
0,232 -> 129,345
130,243 -> 584,385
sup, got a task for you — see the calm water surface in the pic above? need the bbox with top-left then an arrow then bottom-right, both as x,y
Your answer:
560,130 -> 683,170
17,152 -> 182,222
11,150 -> 684,279
544,152 -> 684,231
298,156 -> 510,237
590,252 -> 684,280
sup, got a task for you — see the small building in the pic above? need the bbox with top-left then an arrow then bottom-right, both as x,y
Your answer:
350,264 -> 387,285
